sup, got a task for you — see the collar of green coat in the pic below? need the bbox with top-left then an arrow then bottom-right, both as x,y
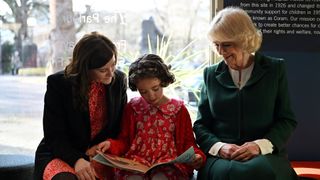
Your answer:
214,52 -> 271,89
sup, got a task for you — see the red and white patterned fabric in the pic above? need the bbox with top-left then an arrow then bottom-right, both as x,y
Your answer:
88,82 -> 107,139
43,82 -> 107,180
43,159 -> 75,180
113,97 -> 191,179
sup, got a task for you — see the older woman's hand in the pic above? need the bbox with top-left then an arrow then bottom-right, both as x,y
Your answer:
218,144 -> 241,159
230,142 -> 260,161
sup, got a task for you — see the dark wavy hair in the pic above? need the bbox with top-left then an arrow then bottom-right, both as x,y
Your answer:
128,54 -> 175,91
64,31 -> 117,110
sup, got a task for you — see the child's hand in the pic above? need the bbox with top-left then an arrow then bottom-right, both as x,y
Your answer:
189,154 -> 203,170
86,145 -> 98,158
97,140 -> 111,153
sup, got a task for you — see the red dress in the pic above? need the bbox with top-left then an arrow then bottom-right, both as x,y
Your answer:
43,82 -> 106,180
107,97 -> 206,180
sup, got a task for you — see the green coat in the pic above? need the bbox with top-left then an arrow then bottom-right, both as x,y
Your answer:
193,53 -> 298,180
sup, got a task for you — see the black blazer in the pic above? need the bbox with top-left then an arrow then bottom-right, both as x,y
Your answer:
34,70 -> 127,179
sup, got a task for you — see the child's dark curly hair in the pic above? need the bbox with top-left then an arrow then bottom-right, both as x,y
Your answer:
128,54 -> 175,91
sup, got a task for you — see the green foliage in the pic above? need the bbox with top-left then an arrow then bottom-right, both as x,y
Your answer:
119,35 -> 208,121
148,35 -> 207,103
18,67 -> 46,76
1,41 -> 14,74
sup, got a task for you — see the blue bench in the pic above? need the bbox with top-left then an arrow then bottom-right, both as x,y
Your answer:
0,154 -> 34,180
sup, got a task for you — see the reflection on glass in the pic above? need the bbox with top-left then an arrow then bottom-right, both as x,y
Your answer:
0,0 -> 209,154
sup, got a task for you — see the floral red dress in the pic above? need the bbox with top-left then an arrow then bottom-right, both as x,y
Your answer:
43,82 -> 106,180
107,97 -> 206,180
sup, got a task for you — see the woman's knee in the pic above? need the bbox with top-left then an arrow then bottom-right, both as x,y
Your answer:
126,175 -> 144,180
228,158 -> 276,180
151,172 -> 168,180
197,158 -> 230,180
52,172 -> 77,180
198,157 -> 276,180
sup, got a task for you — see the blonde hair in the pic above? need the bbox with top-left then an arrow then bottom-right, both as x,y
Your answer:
207,6 -> 262,53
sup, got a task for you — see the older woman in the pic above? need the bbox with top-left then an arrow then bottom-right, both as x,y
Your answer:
193,7 -> 298,180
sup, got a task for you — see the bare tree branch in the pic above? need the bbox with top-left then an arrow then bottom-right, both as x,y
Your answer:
185,0 -> 202,45
76,5 -> 92,33
3,0 -> 18,15
0,15 -> 9,23
28,1 -> 49,19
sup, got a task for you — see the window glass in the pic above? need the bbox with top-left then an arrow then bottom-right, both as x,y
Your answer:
0,0 -> 209,155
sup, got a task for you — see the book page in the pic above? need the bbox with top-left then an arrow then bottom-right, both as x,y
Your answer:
93,146 -> 195,174
93,152 -> 150,173
172,146 -> 195,163
147,146 -> 195,171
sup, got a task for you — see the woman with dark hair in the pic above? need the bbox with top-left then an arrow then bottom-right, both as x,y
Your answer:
34,32 -> 127,180
96,54 -> 206,180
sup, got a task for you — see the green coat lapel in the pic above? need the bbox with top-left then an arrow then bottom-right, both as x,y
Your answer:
215,53 -> 271,89
215,61 -> 237,89
246,53 -> 270,87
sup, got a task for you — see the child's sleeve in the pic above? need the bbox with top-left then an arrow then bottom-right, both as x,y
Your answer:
178,105 -> 206,167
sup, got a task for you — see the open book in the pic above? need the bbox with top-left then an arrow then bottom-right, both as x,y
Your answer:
92,146 -> 195,174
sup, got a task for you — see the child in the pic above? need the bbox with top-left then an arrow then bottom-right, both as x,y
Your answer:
97,54 -> 206,179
